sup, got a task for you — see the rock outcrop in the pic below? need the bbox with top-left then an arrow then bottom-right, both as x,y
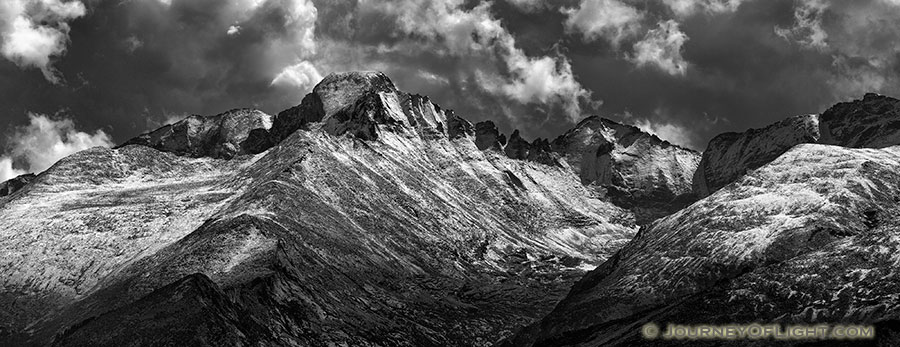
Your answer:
551,117 -> 701,223
314,71 -> 398,118
0,173 -> 35,197
692,114 -> 820,197
264,92 -> 326,147
474,121 -> 506,151
693,93 -> 900,198
819,92 -> 900,147
119,108 -> 273,159
508,144 -> 900,346
504,130 -> 558,166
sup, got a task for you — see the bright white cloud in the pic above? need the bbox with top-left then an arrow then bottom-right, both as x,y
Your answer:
563,0 -> 643,45
227,25 -> 241,36
500,49 -> 591,121
506,0 -> 546,12
278,0 -> 318,54
364,0 -> 595,121
631,20 -> 689,76
271,60 -> 323,92
663,0 -> 747,17
0,157 -> 26,183
0,113 -> 113,181
0,0 -> 86,83
632,118 -> 696,149
262,0 -> 323,94
364,1 -> 506,56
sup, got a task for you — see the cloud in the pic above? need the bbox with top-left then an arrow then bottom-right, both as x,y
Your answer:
631,20 -> 689,76
360,0 -> 596,124
505,0 -> 547,12
774,0 -> 828,50
663,0 -> 747,17
0,113 -> 113,181
270,60 -> 323,92
562,0 -> 643,45
276,0 -> 318,54
499,50 -> 592,122
631,117 -> 697,149
18,0 -> 327,134
775,0 -> 900,99
0,0 -> 87,83
227,25 -> 241,36
0,157 -> 25,183
362,1 -> 506,56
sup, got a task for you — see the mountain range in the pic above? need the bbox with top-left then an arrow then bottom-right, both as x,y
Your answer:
1,71 -> 899,346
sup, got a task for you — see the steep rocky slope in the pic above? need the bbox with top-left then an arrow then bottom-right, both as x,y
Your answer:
507,143 -> 900,346
693,93 -> 900,197
0,146 -> 253,342
1,72 -> 647,346
550,117 -> 700,223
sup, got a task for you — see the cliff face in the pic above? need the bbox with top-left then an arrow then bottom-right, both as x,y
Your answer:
508,144 -> 900,346
692,114 -> 821,197
119,108 -> 274,159
551,117 -> 701,223
693,93 -> 900,198
0,72 -> 642,346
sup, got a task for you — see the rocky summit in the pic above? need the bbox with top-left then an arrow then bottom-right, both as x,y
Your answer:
550,117 -> 700,223
3,72 -> 900,347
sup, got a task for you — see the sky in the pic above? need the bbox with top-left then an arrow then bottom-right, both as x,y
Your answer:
2,0 -> 900,181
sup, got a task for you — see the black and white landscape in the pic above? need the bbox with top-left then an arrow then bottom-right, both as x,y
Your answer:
2,1 -> 900,346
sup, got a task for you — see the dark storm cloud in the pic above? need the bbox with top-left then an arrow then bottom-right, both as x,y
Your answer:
2,0 -> 318,136
3,0 -> 900,179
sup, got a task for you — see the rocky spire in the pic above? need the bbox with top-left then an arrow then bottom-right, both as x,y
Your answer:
474,121 -> 506,151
